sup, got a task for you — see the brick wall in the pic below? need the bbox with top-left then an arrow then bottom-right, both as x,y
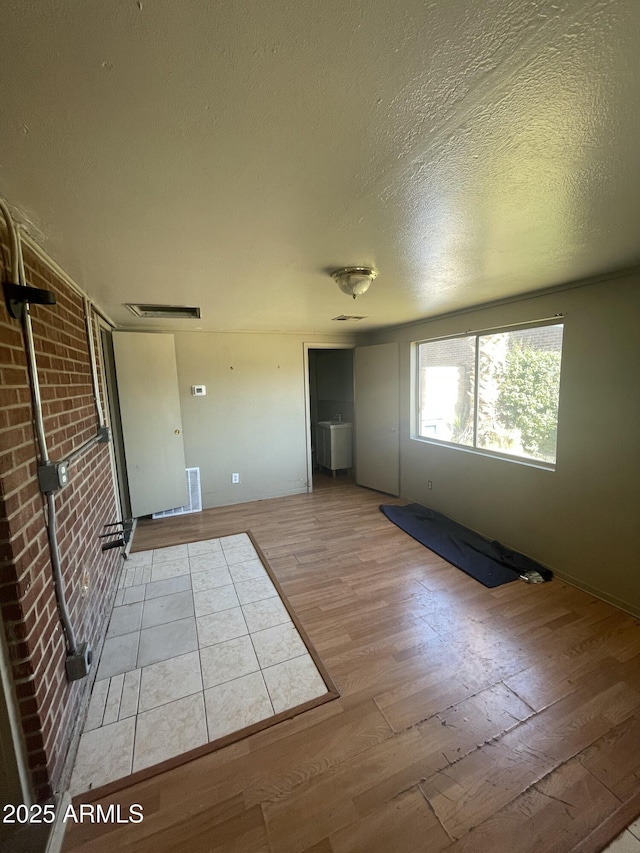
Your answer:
0,233 -> 121,799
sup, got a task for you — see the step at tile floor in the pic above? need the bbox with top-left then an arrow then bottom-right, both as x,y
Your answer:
604,820 -> 640,853
70,533 -> 330,795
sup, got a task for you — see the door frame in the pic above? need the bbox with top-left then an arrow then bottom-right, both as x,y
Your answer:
98,321 -> 130,520
302,342 -> 355,493
0,610 -> 32,814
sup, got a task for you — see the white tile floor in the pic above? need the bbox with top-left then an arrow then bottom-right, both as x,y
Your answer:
604,818 -> 640,852
70,533 -> 330,795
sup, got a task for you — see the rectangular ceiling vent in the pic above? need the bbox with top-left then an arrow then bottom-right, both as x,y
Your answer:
126,303 -> 201,319
332,315 -> 367,322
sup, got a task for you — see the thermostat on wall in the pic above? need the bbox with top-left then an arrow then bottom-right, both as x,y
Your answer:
192,385 -> 206,396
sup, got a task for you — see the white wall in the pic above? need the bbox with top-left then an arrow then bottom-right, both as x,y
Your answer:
367,271 -> 640,617
174,331 -> 355,507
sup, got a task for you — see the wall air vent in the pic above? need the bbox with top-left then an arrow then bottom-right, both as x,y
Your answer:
152,468 -> 202,519
332,315 -> 367,322
125,303 -> 201,319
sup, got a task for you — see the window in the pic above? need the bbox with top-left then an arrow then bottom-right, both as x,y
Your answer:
416,322 -> 564,465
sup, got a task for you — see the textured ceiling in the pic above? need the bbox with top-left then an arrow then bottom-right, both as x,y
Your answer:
1,0 -> 639,333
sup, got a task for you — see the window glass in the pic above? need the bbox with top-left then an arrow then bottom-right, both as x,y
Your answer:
418,337 -> 475,446
417,323 -> 563,465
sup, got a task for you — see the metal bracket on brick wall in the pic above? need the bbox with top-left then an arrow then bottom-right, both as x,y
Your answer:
2,280 -> 56,320
97,425 -> 111,443
100,519 -> 134,552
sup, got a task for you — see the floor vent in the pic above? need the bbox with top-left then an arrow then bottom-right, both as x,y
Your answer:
152,468 -> 202,519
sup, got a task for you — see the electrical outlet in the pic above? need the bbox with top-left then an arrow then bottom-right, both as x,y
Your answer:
428,480 -> 433,490
232,473 -> 240,484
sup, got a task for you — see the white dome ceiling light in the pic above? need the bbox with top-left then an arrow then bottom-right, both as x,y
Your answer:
331,267 -> 378,300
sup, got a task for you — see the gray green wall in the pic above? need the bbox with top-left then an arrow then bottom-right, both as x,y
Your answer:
170,271 -> 639,617
367,270 -> 640,617
173,332 -> 355,508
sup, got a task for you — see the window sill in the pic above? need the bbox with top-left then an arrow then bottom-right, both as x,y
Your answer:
410,435 -> 557,472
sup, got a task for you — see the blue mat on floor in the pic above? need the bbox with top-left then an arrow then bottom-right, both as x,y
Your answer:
380,503 -> 553,588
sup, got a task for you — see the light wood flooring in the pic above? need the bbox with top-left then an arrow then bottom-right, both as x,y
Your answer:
63,477 -> 640,852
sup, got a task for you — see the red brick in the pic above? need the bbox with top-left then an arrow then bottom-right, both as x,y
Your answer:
0,581 -> 20,604
14,678 -> 38,700
30,767 -> 50,789
2,405 -> 32,428
11,442 -> 36,468
0,326 -> 23,348
0,387 -> 21,407
2,600 -> 24,622
1,366 -> 27,385
27,745 -> 47,769
19,696 -> 39,717
2,463 -> 32,495
1,243 -> 119,796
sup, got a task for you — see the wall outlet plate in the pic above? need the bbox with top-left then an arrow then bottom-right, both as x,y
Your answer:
192,385 -> 206,396
38,461 -> 69,492
232,473 -> 240,484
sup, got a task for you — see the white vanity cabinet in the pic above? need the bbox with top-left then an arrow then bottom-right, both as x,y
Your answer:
316,421 -> 352,473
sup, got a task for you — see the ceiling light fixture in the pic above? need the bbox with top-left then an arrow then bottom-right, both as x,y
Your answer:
331,266 -> 377,300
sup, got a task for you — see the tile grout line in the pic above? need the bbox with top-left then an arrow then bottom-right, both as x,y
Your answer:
190,548 -> 210,743
244,608 -> 276,717
129,562 -> 148,774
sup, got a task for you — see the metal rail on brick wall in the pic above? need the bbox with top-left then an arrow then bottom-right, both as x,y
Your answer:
100,519 -> 134,551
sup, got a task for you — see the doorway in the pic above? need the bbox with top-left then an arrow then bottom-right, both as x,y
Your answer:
304,344 -> 355,491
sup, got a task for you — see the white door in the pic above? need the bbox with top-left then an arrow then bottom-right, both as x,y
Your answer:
112,332 -> 187,517
354,342 -> 400,495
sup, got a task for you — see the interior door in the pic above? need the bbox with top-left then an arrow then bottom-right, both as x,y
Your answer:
112,332 -> 187,517
354,342 -> 400,495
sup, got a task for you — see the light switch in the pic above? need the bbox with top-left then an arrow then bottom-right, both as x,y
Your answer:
192,385 -> 206,396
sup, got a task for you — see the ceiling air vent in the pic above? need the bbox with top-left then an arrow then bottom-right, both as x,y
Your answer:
125,303 -> 201,319
332,315 -> 367,322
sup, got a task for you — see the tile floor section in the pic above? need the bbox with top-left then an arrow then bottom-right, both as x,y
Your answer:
70,533 -> 330,795
604,819 -> 640,852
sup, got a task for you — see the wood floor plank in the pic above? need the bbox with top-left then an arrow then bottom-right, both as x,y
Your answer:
63,478 -> 640,852
578,713 -> 640,802
329,787 -> 451,853
504,653 -> 632,713
134,803 -> 270,853
264,685 -> 538,849
353,684 -> 533,817
241,699 -> 393,810
261,728 -> 446,852
500,669 -> 640,763
420,667 -> 640,839
420,738 -> 554,840
443,758 -> 621,853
